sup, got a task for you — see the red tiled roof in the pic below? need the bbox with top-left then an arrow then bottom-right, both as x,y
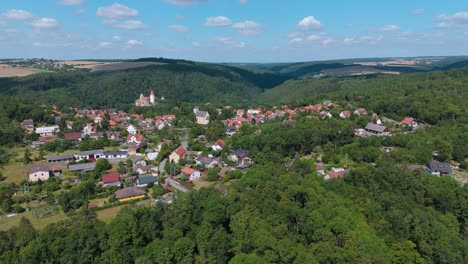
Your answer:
163,115 -> 176,120
127,133 -> 144,141
102,173 -> 120,184
181,166 -> 197,175
327,171 -> 345,179
400,117 -> 415,125
64,132 -> 82,141
174,146 -> 187,157
215,139 -> 225,147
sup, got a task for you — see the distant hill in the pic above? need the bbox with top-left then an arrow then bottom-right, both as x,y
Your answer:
228,56 -> 468,78
1,56 -> 468,109
0,59 -> 289,108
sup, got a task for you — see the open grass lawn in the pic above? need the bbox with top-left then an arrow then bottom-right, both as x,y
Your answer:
2,160 -> 68,184
192,179 -> 214,190
452,169 -> 468,185
21,67 -> 54,74
88,197 -> 110,207
96,205 -> 129,223
0,206 -> 68,231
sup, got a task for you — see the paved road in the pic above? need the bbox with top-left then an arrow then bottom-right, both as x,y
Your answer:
158,158 -> 167,173
165,177 -> 189,193
177,128 -> 189,149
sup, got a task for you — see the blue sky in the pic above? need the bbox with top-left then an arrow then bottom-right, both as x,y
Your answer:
0,0 -> 467,62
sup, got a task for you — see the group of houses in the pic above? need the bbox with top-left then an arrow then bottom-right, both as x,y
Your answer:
219,101 -> 419,138
24,106 -> 177,149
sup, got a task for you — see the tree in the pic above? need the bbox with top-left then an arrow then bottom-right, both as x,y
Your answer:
117,161 -> 126,174
22,149 -> 32,164
207,167 -> 221,182
95,159 -> 112,176
391,241 -> 425,264
437,140 -> 453,162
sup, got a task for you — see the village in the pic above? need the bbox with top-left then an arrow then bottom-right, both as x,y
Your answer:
0,90 -> 458,227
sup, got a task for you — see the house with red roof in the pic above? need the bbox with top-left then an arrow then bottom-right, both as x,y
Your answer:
181,166 -> 201,181
127,133 -> 145,144
354,108 -> 368,115
400,117 -> 418,128
102,173 -> 121,187
169,146 -> 187,164
339,111 -> 351,119
212,139 -> 225,151
64,132 -> 82,142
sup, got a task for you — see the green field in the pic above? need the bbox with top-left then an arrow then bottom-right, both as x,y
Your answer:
0,206 -> 68,231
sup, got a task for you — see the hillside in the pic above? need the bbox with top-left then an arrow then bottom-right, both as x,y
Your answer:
230,56 -> 468,78
0,60 -> 289,108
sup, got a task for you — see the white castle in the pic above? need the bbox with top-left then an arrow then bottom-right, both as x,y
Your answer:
135,90 -> 157,107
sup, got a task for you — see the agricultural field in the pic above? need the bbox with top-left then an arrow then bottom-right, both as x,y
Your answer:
60,60 -> 165,72
0,66 -> 54,78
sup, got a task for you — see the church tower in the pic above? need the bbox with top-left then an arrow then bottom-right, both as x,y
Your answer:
150,90 -> 155,104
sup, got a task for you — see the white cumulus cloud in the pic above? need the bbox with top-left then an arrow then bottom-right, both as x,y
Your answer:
57,0 -> 86,6
412,8 -> 426,15
379,25 -> 400,32
31,17 -> 59,29
344,35 -> 383,45
239,0 -> 248,4
168,24 -> 188,32
99,41 -> 112,48
214,37 -> 246,48
297,16 -> 323,30
163,0 -> 209,6
306,34 -> 334,45
436,11 -> 468,28
112,35 -> 122,41
114,20 -> 147,29
204,16 -> 232,27
96,3 -> 138,19
232,20 -> 263,35
289,37 -> 303,44
126,39 -> 143,48
1,9 -> 33,20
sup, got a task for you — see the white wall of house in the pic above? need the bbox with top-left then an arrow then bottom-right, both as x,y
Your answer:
29,172 -> 50,182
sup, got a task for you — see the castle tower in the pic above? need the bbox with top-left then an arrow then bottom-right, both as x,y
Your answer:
150,89 -> 155,104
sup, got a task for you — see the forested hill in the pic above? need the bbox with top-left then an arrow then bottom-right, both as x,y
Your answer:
0,60 -> 288,108
1,57 -> 468,111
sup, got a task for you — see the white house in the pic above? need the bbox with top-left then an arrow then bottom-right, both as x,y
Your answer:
103,151 -> 128,160
181,166 -> 201,181
132,156 -> 147,167
35,126 -> 59,136
211,139 -> 225,152
146,152 -> 159,161
127,124 -> 137,135
28,166 -> 50,182
400,117 -> 418,128
194,108 -> 210,125
74,149 -> 104,161
169,146 -> 187,164
82,123 -> 96,136
127,133 -> 145,144
135,165 -> 151,175
339,111 -> 351,119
